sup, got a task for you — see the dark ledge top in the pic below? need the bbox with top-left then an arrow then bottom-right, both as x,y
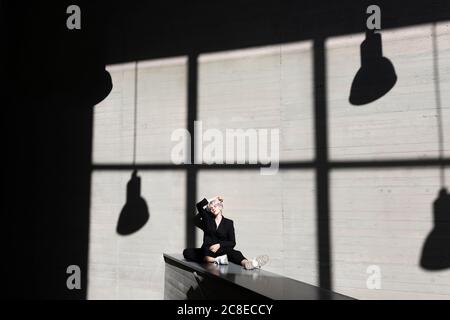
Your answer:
163,253 -> 355,300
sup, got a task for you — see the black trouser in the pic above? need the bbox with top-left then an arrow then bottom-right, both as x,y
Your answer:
183,245 -> 246,265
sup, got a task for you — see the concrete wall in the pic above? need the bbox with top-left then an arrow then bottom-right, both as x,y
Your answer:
88,22 -> 450,299
89,58 -> 187,299
327,23 -> 450,299
196,42 -> 318,285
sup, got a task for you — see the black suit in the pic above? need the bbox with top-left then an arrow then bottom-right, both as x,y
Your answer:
183,198 -> 246,265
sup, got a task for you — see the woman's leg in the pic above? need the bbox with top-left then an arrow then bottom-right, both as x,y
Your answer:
183,248 -> 204,263
240,259 -> 250,267
226,249 -> 269,269
201,245 -> 220,263
203,256 -> 216,263
183,248 -> 218,263
225,249 -> 247,266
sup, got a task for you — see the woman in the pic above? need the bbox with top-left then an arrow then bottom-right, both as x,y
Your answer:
183,196 -> 269,270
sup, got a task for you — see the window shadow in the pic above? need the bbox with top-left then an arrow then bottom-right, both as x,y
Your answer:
5,0 -> 450,299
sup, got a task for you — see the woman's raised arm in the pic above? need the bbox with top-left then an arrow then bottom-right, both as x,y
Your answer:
196,198 -> 209,213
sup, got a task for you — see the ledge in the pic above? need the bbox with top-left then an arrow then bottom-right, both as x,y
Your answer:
163,253 -> 354,300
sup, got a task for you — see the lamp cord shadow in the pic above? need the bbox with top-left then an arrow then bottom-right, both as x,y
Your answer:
432,23 -> 446,188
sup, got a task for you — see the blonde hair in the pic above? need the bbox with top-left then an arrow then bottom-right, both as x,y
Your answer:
208,199 -> 223,214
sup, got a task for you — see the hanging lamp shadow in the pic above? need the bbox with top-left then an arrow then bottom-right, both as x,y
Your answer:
420,187 -> 450,270
116,170 -> 150,235
349,31 -> 397,105
53,66 -> 112,107
84,67 -> 113,106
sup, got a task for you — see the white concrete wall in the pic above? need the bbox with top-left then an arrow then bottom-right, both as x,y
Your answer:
196,42 -> 318,286
92,57 -> 187,164
88,171 -> 186,299
330,168 -> 450,299
88,22 -> 450,299
198,42 -> 314,163
197,170 -> 318,286
327,23 -> 450,160
89,58 -> 187,299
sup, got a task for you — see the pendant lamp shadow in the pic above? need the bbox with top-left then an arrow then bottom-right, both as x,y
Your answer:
116,61 -> 150,235
116,169 -> 150,235
54,66 -> 112,107
420,187 -> 450,270
349,31 -> 397,105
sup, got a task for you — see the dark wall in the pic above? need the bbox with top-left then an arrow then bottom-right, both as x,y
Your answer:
104,0 -> 450,63
3,1 -> 108,299
3,0 -> 450,299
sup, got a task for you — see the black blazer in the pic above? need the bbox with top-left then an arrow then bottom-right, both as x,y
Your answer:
194,198 -> 236,249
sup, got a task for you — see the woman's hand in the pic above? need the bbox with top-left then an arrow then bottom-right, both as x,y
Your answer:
208,195 -> 223,203
208,196 -> 223,204
209,243 -> 220,253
